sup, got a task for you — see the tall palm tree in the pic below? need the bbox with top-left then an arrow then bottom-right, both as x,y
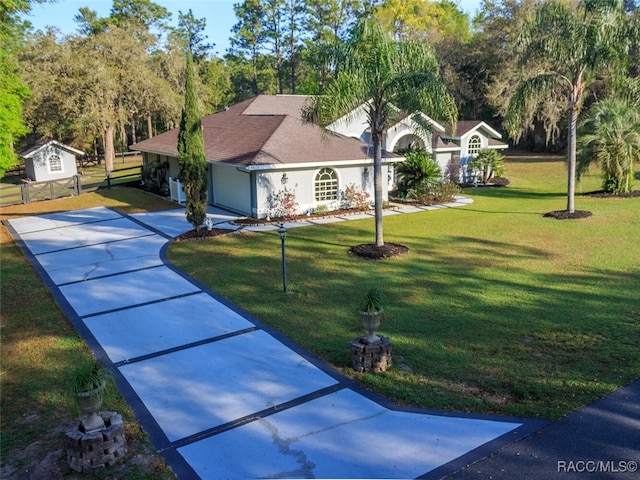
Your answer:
303,19 -> 457,247
505,0 -> 633,214
577,96 -> 640,194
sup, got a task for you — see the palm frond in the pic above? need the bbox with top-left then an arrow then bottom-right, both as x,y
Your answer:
505,74 -> 560,141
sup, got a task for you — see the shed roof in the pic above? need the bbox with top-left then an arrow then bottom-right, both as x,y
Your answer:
18,139 -> 85,158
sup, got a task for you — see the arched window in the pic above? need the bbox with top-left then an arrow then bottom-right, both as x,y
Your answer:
315,168 -> 338,201
468,135 -> 482,155
48,154 -> 63,173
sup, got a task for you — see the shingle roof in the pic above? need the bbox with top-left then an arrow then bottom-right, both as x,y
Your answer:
455,121 -> 483,137
17,139 -> 85,158
433,120 -> 508,151
132,95 -> 396,166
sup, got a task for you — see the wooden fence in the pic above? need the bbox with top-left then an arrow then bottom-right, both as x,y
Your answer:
20,175 -> 82,204
1,161 -> 142,206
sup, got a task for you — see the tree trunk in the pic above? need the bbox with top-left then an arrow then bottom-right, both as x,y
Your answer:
566,99 -> 578,213
104,124 -> 115,176
130,117 -> 137,145
372,131 -> 384,247
147,115 -> 153,138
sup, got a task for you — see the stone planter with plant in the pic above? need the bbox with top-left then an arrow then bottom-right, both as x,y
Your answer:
358,286 -> 385,344
69,358 -> 116,432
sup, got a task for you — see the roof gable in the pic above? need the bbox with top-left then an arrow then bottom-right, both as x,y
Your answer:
18,139 -> 85,158
456,121 -> 502,139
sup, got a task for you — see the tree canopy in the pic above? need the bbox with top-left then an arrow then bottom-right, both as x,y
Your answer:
7,0 -> 639,182
506,0 -> 636,213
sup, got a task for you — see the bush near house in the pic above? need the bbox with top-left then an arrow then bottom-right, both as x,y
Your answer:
342,183 -> 371,211
468,148 -> 506,185
395,148 -> 441,197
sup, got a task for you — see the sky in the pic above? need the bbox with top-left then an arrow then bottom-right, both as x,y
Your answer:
23,0 -> 482,56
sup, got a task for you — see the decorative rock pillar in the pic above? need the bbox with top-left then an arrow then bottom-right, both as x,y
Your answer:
350,336 -> 392,373
65,412 -> 127,473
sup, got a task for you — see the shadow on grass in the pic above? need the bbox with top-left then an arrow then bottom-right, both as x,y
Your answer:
169,224 -> 640,420
462,186 -> 563,200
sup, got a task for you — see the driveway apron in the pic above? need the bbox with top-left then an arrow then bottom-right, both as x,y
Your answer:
6,205 -> 546,480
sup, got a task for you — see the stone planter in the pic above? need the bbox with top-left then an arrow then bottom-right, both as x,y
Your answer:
77,380 -> 106,432
359,308 -> 383,344
65,411 -> 127,473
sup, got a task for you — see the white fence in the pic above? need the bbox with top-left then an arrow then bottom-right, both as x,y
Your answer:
169,177 -> 186,204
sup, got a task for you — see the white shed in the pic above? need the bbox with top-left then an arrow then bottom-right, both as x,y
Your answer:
18,139 -> 83,182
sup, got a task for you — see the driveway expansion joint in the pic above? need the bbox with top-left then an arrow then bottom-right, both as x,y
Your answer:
6,204 -> 558,480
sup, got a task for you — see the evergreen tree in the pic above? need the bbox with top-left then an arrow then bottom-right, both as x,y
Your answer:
178,51 -> 208,231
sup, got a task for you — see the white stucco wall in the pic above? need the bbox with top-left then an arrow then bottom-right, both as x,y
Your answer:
327,105 -> 371,143
253,163 -> 396,218
211,163 -> 252,215
385,119 -> 431,153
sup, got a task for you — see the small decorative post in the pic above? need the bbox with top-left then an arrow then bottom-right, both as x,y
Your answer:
278,223 -> 288,292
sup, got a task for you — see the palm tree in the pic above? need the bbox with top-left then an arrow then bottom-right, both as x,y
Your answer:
577,97 -> 640,194
505,0 -> 633,214
396,148 -> 441,197
468,148 -> 506,186
303,19 -> 457,247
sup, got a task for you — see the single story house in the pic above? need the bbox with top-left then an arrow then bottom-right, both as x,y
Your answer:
18,139 -> 83,182
132,95 -> 509,218
132,95 -> 403,219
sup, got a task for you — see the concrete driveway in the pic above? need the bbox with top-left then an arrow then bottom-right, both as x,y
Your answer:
6,204 -> 546,479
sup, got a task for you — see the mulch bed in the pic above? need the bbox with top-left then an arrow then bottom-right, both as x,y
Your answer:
174,228 -> 232,242
232,207 -> 375,226
349,242 -> 409,260
585,190 -> 640,198
543,210 -> 593,220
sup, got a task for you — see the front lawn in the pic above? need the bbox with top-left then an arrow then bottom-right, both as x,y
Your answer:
168,155 -> 640,420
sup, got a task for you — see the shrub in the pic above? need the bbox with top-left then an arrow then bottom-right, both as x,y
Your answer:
430,180 -> 461,203
314,204 -> 329,215
342,183 -> 371,211
468,149 -> 506,185
407,180 -> 461,205
268,188 -> 299,220
445,157 -> 462,183
140,160 -> 169,194
396,148 -> 441,197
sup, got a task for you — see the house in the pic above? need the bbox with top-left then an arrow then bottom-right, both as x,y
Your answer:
432,121 -> 509,182
327,106 -> 509,183
326,103 -> 445,153
132,95 -> 403,219
132,95 -> 509,218
18,139 -> 83,182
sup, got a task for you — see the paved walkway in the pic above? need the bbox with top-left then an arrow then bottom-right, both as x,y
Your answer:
6,200 -> 550,480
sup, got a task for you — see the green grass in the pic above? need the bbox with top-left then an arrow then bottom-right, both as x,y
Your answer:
0,188 -> 177,477
168,155 -> 640,420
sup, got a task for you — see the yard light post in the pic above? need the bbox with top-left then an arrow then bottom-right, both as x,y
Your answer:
278,223 -> 288,292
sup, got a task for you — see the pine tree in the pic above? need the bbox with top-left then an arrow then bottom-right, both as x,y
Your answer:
177,51 -> 208,231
